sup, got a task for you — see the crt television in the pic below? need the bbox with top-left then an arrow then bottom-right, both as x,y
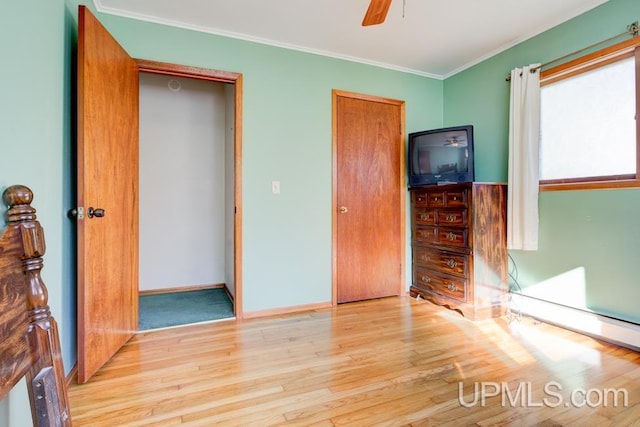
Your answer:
408,125 -> 474,187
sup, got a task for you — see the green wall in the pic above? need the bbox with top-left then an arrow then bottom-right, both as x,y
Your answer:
444,0 -> 640,323
0,0 -> 74,423
79,3 -> 443,313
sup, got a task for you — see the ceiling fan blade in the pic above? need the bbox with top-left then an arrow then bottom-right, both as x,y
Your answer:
362,0 -> 392,26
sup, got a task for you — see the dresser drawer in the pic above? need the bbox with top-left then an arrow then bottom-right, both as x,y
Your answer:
437,227 -> 468,247
412,191 -> 428,207
413,246 -> 435,268
413,267 -> 467,302
413,246 -> 468,278
427,192 -> 445,207
430,250 -> 468,277
414,226 -> 437,244
437,210 -> 467,227
445,190 -> 467,207
414,209 -> 436,225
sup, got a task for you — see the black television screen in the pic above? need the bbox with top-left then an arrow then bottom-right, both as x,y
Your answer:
408,125 -> 474,187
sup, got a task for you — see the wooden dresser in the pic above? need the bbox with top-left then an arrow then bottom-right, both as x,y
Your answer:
409,182 -> 508,320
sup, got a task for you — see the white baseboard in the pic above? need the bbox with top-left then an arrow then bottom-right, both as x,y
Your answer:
511,293 -> 640,351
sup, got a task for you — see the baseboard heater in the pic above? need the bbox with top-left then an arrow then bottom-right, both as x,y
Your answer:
511,293 -> 640,352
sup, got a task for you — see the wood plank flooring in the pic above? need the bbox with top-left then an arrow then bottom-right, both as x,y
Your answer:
68,296 -> 640,426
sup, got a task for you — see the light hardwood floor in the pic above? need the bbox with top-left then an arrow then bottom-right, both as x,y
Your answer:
68,296 -> 640,426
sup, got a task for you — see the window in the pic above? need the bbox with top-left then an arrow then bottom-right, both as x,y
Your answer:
539,37 -> 640,190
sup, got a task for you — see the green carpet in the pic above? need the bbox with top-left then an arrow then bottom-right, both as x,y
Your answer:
139,288 -> 234,331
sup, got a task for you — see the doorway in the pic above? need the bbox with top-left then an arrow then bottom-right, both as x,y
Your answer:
136,60 -> 243,321
138,73 -> 236,329
332,90 -> 406,303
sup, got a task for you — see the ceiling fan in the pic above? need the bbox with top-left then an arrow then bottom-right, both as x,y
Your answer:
444,136 -> 466,146
362,0 -> 392,26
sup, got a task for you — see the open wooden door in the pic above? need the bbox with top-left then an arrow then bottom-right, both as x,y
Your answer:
333,90 -> 405,303
77,5 -> 139,383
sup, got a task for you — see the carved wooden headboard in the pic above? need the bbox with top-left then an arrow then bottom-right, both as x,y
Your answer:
0,185 -> 72,426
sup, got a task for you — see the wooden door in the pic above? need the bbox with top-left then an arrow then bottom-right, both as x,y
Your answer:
77,6 -> 139,383
333,90 -> 405,303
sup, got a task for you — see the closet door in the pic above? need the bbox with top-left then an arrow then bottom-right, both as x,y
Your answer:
333,90 -> 405,303
76,5 -> 139,383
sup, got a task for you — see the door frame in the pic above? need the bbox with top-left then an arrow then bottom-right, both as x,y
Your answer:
331,89 -> 406,305
136,59 -> 244,319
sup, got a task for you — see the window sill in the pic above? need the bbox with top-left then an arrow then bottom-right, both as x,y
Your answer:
540,179 -> 640,192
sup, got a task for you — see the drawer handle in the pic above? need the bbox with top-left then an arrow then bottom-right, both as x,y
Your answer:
421,213 -> 430,220
417,197 -> 423,202
447,259 -> 457,268
446,232 -> 456,241
452,196 -> 457,201
421,276 -> 431,283
421,254 -> 431,261
447,283 -> 457,291
446,214 -> 455,222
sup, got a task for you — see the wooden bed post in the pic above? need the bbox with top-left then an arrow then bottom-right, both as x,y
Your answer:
3,185 -> 72,426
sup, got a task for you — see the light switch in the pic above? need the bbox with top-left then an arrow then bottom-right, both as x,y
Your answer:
271,181 -> 280,194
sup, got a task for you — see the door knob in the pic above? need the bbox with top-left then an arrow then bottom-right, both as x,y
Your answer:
88,207 -> 105,218
339,206 -> 348,213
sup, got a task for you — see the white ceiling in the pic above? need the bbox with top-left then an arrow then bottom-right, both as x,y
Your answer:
94,0 -> 608,79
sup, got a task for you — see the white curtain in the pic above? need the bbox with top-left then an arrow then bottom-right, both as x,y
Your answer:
507,64 -> 541,250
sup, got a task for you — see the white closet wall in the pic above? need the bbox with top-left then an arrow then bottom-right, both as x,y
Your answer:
139,73 -> 227,291
224,84 -> 236,298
